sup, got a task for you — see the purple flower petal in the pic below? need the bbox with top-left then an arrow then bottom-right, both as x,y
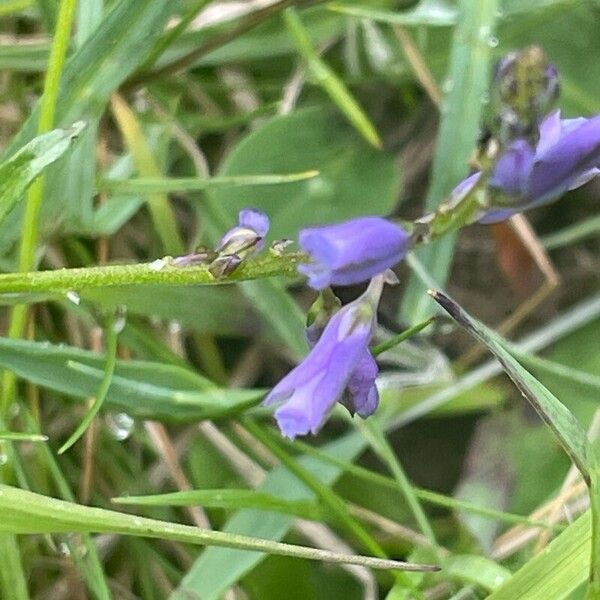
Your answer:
489,140 -> 535,198
475,110 -> 600,223
298,217 -> 410,290
264,276 -> 386,439
341,350 -> 379,418
216,208 -> 270,255
239,208 -> 270,237
530,113 -> 600,204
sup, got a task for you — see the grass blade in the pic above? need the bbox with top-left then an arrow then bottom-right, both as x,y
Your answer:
429,290 -> 592,481
284,7 -> 382,148
58,312 -> 120,453
0,485 -> 439,573
101,171 -> 319,194
0,123 -> 84,226
401,0 -> 498,323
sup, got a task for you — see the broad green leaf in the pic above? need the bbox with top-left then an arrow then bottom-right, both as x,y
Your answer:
0,337 -> 261,422
208,106 -> 401,241
0,123 -> 84,225
401,0 -> 498,324
81,285 -> 251,336
429,290 -> 593,482
0,485 -> 436,573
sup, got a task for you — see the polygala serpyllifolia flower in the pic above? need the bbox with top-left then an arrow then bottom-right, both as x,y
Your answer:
297,216 -> 410,290
461,110 -> 600,223
216,208 -> 270,256
263,274 -> 390,439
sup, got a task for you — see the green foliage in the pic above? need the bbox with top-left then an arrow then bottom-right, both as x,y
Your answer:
0,0 -> 598,598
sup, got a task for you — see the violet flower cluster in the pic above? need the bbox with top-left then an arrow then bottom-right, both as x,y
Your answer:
470,110 -> 600,223
210,49 -> 600,439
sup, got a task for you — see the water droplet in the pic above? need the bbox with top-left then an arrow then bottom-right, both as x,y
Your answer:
478,25 -> 491,39
487,36 -> 499,48
133,518 -> 143,527
58,542 -> 71,557
0,454 -> 8,466
8,402 -> 20,418
480,91 -> 490,104
106,413 -> 135,441
113,316 -> 126,334
442,78 -> 454,94
149,258 -> 166,272
66,291 -> 81,305
494,575 -> 505,585
168,321 -> 182,335
307,176 -> 334,200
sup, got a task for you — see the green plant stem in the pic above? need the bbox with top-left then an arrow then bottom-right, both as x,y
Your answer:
0,253 -> 305,295
9,0 -> 78,336
372,318 -> 435,356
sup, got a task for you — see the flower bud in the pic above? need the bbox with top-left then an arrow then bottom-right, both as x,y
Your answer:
298,216 -> 410,290
492,45 -> 559,143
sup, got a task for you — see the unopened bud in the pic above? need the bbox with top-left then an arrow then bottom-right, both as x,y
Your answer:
492,45 -> 559,143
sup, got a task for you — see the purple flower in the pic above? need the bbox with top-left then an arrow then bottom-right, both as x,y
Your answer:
216,208 -> 270,256
474,110 -> 600,223
263,276 -> 387,439
298,217 -> 410,290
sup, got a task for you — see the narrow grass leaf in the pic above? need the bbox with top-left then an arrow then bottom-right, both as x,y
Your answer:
401,0 -> 498,324
0,432 -> 47,442
0,485 -> 438,573
487,512 -> 590,600
110,94 -> 184,255
113,489 -> 323,520
284,7 -> 382,148
0,337 -> 262,421
101,171 -> 319,194
0,123 -> 84,225
429,290 -> 593,482
0,535 -> 28,600
58,312 -> 119,453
